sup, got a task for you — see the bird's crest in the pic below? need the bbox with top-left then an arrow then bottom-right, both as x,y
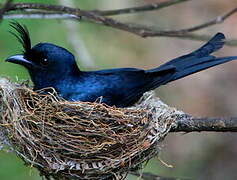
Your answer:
10,21 -> 31,54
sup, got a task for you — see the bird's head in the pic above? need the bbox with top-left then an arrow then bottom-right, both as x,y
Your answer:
5,22 -> 79,81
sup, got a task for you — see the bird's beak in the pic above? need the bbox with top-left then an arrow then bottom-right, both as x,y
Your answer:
5,54 -> 33,68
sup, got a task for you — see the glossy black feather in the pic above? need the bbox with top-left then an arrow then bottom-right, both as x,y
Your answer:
6,23 -> 237,107
9,21 -> 31,54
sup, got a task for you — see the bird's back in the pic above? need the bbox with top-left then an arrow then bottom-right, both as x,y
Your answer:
56,68 -> 172,107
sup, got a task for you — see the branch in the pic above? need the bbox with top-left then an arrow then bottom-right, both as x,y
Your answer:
94,0 -> 190,16
3,15 -> 237,46
137,91 -> 237,133
3,12 -> 79,20
171,115 -> 237,132
1,2 -> 237,45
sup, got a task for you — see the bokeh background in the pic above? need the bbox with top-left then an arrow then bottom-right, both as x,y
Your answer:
1,0 -> 237,179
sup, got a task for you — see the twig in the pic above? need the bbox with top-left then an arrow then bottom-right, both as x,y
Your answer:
1,2 -> 237,45
3,15 -> 237,47
3,18 -> 237,47
3,12 -> 78,20
94,0 -> 190,16
171,115 -> 237,132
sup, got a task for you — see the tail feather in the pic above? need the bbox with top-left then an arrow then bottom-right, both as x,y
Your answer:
152,33 -> 226,71
145,33 -> 237,87
192,32 -> 225,57
171,56 -> 237,82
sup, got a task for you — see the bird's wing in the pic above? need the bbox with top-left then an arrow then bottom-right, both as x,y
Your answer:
94,66 -> 176,107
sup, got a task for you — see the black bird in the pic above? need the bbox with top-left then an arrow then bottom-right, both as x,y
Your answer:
5,22 -> 237,107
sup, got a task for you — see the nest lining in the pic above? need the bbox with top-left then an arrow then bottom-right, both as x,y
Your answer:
0,78 -> 184,180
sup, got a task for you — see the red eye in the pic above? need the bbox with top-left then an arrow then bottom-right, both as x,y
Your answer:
40,58 -> 49,66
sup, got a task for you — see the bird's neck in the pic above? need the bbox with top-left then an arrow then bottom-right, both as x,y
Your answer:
30,66 -> 81,90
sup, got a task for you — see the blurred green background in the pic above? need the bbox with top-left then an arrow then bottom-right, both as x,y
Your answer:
1,0 -> 237,179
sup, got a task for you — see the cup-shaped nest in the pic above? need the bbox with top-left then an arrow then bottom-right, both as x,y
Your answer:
0,78 -> 181,180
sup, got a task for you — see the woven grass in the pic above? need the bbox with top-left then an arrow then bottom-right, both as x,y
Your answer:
0,78 -> 182,180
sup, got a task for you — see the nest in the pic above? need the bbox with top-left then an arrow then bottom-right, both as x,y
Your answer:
0,78 -> 183,180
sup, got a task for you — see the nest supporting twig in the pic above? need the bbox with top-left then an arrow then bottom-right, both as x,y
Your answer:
0,77 -> 184,180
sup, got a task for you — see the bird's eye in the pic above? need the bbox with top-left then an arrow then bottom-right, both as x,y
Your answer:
40,58 -> 49,66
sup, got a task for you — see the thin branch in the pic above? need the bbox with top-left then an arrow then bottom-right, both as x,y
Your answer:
94,0 -> 190,16
3,12 -> 78,20
171,115 -> 237,132
3,13 -> 237,47
3,17 -> 237,47
1,2 -> 236,45
9,2 -> 237,37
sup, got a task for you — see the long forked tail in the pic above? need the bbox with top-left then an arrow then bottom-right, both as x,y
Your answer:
146,33 -> 237,84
